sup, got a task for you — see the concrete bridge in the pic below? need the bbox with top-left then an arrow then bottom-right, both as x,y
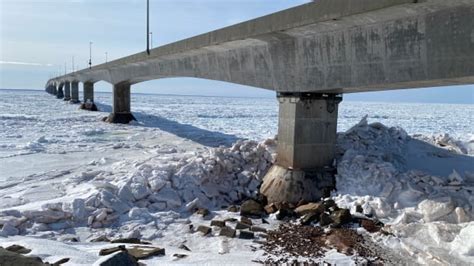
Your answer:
45,0 -> 474,204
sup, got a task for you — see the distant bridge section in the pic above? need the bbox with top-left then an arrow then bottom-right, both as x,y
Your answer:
45,0 -> 474,204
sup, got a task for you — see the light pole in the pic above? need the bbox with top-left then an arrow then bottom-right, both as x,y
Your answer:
89,41 -> 93,69
146,0 -> 150,55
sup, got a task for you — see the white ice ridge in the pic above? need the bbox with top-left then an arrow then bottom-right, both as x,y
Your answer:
1,117 -> 473,264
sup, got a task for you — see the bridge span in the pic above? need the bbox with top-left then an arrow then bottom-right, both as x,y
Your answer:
45,0 -> 474,204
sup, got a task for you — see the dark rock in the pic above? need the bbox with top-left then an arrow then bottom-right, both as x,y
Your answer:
319,213 -> 333,226
224,218 -> 238,223
355,205 -> 363,213
111,238 -> 150,245
5,245 -> 31,254
235,222 -> 250,230
52,258 -> 70,265
323,199 -> 337,211
240,216 -> 252,226
173,254 -> 188,259
0,247 -> 44,266
127,246 -> 165,260
250,226 -> 267,233
239,231 -> 255,239
360,219 -> 383,233
99,245 -> 126,256
90,235 -> 111,242
256,194 -> 268,206
196,208 -> 210,217
296,199 -> 309,207
261,218 -> 269,224
276,208 -> 296,220
210,220 -> 225,227
105,113 -> 136,124
240,199 -> 264,217
219,226 -> 236,238
331,209 -> 352,227
178,244 -> 191,251
196,225 -> 211,235
97,250 -> 138,266
294,202 -> 324,216
300,212 -> 320,226
264,203 -> 278,214
227,205 -> 239,212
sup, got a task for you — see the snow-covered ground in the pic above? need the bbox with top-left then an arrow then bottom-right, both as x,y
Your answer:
0,89 -> 473,265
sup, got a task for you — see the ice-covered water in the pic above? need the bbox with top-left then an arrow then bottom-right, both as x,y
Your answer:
1,89 -> 472,160
0,88 -> 473,265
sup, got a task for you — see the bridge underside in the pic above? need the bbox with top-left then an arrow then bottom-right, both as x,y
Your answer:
45,0 -> 474,204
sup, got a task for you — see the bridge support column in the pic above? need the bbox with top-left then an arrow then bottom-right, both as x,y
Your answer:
69,81 -> 80,104
80,82 -> 98,111
56,84 -> 64,99
260,93 -> 342,204
106,82 -> 136,124
52,85 -> 58,95
63,82 -> 71,101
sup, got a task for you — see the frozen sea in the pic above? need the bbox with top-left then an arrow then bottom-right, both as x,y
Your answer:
0,89 -> 474,265
1,89 -> 472,160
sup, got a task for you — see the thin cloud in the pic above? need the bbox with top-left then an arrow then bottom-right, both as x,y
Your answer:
0,61 -> 54,67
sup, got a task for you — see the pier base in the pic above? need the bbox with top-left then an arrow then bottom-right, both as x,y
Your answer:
80,82 -> 98,111
106,82 -> 136,124
56,86 -> 64,99
69,81 -> 80,104
63,82 -> 71,101
260,93 -> 342,204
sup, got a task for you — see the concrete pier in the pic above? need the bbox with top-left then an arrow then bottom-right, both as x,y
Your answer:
106,82 -> 136,124
56,84 -> 64,99
70,81 -> 80,104
52,85 -> 57,95
80,82 -> 98,111
260,93 -> 342,204
63,82 -> 71,101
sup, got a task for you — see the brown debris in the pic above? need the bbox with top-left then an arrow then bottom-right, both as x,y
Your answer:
5,244 -> 31,254
196,225 -> 212,235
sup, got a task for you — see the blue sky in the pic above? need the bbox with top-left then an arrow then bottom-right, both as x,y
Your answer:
1,0 -> 473,103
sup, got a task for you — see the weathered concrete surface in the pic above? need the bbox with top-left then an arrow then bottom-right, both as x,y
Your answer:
63,82 -> 71,101
56,84 -> 64,99
83,82 -> 94,103
276,94 -> 341,169
46,0 -> 474,94
105,82 -> 136,124
260,165 -> 335,204
260,94 -> 341,204
70,81 -> 80,104
80,82 -> 98,111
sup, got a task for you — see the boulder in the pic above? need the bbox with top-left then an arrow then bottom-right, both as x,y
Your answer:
235,222 -> 250,230
239,230 -> 254,239
0,247 -> 44,266
219,226 -> 236,238
95,250 -> 138,266
300,212 -> 320,225
276,208 -> 296,220
319,213 -> 333,226
331,209 -> 352,227
99,246 -> 126,256
53,258 -> 70,265
250,226 -> 267,233
127,246 -> 165,260
195,208 -> 210,217
294,202 -> 324,216
196,225 -> 211,235
240,200 -> 264,217
5,245 -> 31,255
264,203 -> 278,214
210,220 -> 225,227
240,216 -> 252,225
